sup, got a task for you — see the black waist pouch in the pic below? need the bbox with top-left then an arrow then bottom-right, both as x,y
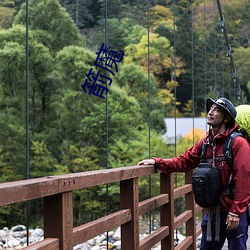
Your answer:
192,163 -> 221,208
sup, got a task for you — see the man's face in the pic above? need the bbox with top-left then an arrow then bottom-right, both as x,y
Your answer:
207,104 -> 226,127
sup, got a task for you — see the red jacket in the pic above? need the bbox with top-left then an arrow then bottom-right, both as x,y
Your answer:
154,124 -> 250,216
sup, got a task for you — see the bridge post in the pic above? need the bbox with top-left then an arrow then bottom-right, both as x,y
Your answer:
160,173 -> 174,250
185,171 -> 196,250
120,178 -> 139,250
43,192 -> 73,250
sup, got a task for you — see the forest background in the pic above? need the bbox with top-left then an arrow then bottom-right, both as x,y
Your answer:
0,0 -> 249,229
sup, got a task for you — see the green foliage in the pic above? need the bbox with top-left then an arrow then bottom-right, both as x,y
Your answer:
109,127 -> 170,169
0,7 -> 15,29
0,39 -> 26,104
124,32 -> 174,77
78,84 -> 143,166
30,141 -> 56,177
114,63 -> 165,132
53,45 -> 97,89
222,0 -> 250,46
234,46 -> 250,101
0,112 -> 26,180
14,0 -> 85,52
62,145 -> 99,173
61,0 -> 101,29
149,5 -> 174,32
86,17 -> 139,53
124,24 -> 147,45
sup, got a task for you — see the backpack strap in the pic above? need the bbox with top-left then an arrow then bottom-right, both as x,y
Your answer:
201,141 -> 225,163
223,132 -> 242,169
200,142 -> 208,163
201,131 -> 242,166
223,132 -> 242,200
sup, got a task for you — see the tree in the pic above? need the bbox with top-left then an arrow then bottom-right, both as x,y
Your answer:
14,0 -> 84,52
124,24 -> 147,45
234,46 -> 250,102
0,25 -> 56,132
61,0 -> 102,29
124,29 -> 185,96
114,63 -> 166,132
0,35 -> 27,180
0,6 -> 15,29
48,45 -> 146,169
0,112 -> 26,180
148,5 -> 174,33
78,84 -> 144,167
222,0 -> 250,46
125,32 -> 174,78
30,141 -> 57,177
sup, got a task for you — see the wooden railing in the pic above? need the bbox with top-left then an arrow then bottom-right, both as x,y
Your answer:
0,165 -> 203,250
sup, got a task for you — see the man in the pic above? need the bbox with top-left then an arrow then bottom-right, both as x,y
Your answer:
138,97 -> 250,250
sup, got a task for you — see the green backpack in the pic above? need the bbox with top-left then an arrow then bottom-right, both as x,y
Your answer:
235,105 -> 250,142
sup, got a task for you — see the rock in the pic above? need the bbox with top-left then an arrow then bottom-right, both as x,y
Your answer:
95,234 -> 106,243
113,240 -> 121,249
12,231 -> 25,238
91,245 -> 101,250
20,237 -> 27,245
15,245 -> 23,249
107,231 -> 114,237
30,228 -> 43,238
73,243 -> 87,249
11,226 -> 26,232
7,239 -> 20,247
108,236 -> 116,243
87,238 -> 94,245
0,230 -> 7,238
113,227 -> 120,240
100,240 -> 108,246
0,224 -> 187,249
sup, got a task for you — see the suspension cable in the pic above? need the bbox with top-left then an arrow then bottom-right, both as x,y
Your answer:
216,0 -> 242,104
218,32 -> 225,96
25,0 -> 30,245
105,0 -> 109,248
203,0 -> 207,98
191,0 -> 195,144
173,1 -> 177,156
213,0 -> 217,94
172,0 -> 179,245
147,0 -> 152,234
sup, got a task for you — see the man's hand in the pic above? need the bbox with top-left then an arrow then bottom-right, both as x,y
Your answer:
226,213 -> 240,230
137,159 -> 155,166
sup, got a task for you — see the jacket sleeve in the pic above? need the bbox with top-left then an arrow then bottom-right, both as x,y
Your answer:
153,140 -> 203,174
229,136 -> 250,215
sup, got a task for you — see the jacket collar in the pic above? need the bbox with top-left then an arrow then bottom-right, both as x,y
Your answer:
206,124 -> 239,143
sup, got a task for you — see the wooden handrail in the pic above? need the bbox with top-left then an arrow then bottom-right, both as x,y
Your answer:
0,165 -> 203,250
0,165 -> 155,206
